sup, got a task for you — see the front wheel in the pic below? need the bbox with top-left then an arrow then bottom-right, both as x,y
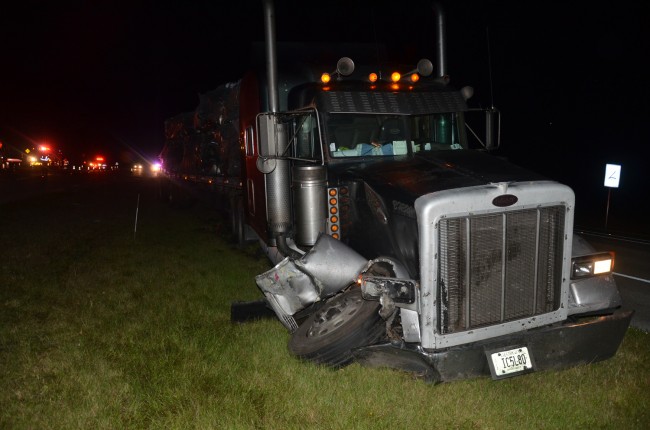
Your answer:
288,288 -> 386,368
230,196 -> 247,248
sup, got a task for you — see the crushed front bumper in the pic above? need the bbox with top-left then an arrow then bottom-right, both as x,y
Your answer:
352,308 -> 634,383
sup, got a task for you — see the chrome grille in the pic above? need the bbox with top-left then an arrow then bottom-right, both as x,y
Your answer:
438,206 -> 565,334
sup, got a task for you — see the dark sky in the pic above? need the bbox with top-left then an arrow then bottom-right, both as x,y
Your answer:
2,0 -> 648,188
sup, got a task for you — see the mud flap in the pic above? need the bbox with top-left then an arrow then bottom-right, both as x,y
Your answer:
230,299 -> 277,323
352,342 -> 441,383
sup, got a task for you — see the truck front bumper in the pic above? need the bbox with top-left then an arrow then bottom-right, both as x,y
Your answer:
352,308 -> 634,383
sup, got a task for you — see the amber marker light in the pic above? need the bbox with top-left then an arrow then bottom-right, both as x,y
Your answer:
368,72 -> 378,83
391,72 -> 401,82
410,73 -> 420,83
321,73 -> 331,84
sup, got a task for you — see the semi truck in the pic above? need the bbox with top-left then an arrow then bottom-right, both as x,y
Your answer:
159,0 -> 632,382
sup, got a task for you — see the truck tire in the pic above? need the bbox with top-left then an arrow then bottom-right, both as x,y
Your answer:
229,196 -> 239,237
230,195 -> 249,248
288,288 -> 386,368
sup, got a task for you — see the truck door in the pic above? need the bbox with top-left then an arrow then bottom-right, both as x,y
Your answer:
243,124 -> 269,241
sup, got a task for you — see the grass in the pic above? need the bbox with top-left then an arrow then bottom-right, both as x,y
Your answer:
1,173 -> 649,429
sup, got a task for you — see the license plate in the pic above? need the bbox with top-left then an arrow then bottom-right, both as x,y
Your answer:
487,346 -> 534,379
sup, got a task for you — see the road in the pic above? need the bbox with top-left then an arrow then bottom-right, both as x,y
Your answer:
2,169 -> 648,332
0,168 -> 102,204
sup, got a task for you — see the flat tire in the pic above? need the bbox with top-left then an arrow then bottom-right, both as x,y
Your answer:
288,288 -> 385,368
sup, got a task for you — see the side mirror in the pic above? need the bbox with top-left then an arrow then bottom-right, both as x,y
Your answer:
256,113 -> 288,173
257,113 -> 276,158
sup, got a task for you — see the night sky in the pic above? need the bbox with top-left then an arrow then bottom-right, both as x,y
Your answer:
2,0 -> 648,233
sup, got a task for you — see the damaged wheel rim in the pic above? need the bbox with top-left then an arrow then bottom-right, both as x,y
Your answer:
307,292 -> 364,338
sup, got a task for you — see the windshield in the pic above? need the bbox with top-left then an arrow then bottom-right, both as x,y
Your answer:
326,113 -> 465,158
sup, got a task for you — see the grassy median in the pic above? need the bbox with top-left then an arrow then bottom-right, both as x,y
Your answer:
1,174 -> 649,429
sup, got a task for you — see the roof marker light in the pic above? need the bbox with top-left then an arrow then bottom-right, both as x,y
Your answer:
391,72 -> 401,82
321,73 -> 331,84
369,72 -> 378,83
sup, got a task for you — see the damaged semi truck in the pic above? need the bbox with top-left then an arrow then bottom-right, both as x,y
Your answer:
160,0 -> 632,383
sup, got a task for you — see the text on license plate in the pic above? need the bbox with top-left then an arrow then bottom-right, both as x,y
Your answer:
490,347 -> 532,376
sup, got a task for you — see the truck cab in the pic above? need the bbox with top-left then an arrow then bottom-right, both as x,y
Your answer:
240,1 -> 632,383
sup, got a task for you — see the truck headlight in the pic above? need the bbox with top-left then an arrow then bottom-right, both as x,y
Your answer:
571,252 -> 614,280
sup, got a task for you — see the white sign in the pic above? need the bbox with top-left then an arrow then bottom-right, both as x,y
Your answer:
604,164 -> 621,188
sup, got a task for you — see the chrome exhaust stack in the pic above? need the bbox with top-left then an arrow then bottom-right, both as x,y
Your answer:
431,1 -> 447,79
261,0 -> 300,259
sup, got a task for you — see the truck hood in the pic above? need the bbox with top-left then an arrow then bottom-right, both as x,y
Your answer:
331,150 -> 549,206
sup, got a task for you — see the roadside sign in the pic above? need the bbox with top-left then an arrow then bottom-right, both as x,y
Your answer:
604,164 -> 621,188
604,163 -> 622,229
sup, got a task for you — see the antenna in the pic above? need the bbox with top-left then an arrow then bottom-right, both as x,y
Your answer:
370,7 -> 383,77
486,26 -> 495,108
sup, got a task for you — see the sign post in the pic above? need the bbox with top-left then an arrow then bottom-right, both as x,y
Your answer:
604,164 -> 621,229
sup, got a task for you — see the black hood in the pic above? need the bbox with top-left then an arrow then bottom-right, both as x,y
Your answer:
330,150 -> 548,206
328,150 -> 550,274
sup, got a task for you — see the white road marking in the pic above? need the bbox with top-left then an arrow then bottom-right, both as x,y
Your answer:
613,272 -> 650,284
